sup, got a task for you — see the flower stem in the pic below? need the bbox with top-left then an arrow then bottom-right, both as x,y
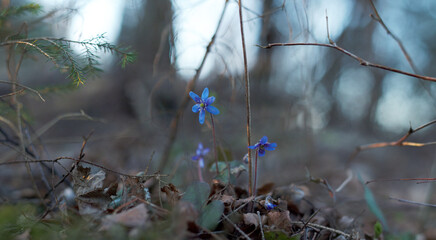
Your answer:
197,164 -> 204,182
253,150 -> 258,196
210,114 -> 219,175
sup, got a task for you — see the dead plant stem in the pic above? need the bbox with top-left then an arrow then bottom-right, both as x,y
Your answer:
238,0 -> 253,196
210,114 -> 219,175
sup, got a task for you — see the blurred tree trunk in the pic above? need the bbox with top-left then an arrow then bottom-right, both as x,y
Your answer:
251,0 -> 275,90
115,0 -> 174,125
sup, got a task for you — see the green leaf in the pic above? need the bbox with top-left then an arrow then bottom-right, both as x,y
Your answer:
198,200 -> 224,231
181,182 -> 210,211
357,172 -> 389,231
374,221 -> 382,238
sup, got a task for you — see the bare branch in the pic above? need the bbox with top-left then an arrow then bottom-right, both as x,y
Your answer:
368,0 -> 418,73
390,196 -> 436,208
0,80 -> 45,101
258,42 -> 436,83
349,119 -> 436,163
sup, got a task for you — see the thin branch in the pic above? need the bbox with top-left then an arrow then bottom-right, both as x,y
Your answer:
291,221 -> 352,239
257,211 -> 265,240
366,177 -> 436,185
6,40 -> 59,68
258,42 -> 436,83
0,89 -> 24,98
390,196 -> 436,208
0,80 -> 45,101
238,0 -> 253,197
158,0 -> 229,171
34,110 -> 95,142
349,119 -> 436,163
0,157 -> 167,179
223,214 -> 252,240
368,0 -> 418,73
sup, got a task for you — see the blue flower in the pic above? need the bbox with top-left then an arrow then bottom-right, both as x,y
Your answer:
248,136 -> 277,157
192,142 -> 209,168
264,196 -> 277,210
189,88 -> 220,124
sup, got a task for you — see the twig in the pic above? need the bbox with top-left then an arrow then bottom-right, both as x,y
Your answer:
368,0 -> 417,73
366,177 -> 436,185
158,0 -> 229,171
43,132 -> 93,198
238,0 -> 253,197
257,211 -> 265,240
0,115 -> 20,137
325,10 -> 334,45
348,119 -> 436,163
335,170 -> 353,193
6,40 -> 45,206
367,0 -> 436,109
223,214 -> 252,240
0,81 -> 45,101
218,195 -> 264,224
258,42 -> 436,83
0,89 -> 24,98
34,110 -> 95,143
0,157 -> 166,179
291,221 -> 352,239
390,196 -> 436,208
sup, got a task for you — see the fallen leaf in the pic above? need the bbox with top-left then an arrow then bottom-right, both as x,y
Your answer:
267,210 -> 293,231
273,184 -> 307,204
161,183 -> 181,206
100,203 -> 148,230
243,213 -> 259,227
220,195 -> 234,206
257,182 -> 275,195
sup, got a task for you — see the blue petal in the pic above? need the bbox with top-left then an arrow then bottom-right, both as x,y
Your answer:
189,91 -> 201,103
198,142 -> 203,150
260,136 -> 268,144
199,158 -> 204,168
192,104 -> 201,113
264,143 -> 277,151
258,149 -> 266,156
265,202 -> 277,210
201,88 -> 209,100
206,105 -> 220,115
205,96 -> 215,105
192,155 -> 199,160
199,110 -> 206,124
248,145 -> 257,149
202,148 -> 210,155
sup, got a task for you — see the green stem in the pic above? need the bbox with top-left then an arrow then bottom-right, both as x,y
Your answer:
210,113 -> 219,175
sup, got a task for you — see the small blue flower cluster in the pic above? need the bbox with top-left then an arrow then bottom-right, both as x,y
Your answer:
191,142 -> 209,168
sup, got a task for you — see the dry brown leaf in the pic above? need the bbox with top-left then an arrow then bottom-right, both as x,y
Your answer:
267,210 -> 293,231
243,213 -> 259,227
100,203 -> 148,230
257,182 -> 275,195
161,183 -> 181,206
273,184 -> 307,204
220,195 -> 234,206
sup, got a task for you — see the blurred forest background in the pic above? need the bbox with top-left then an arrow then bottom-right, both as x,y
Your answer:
1,0 -> 436,234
